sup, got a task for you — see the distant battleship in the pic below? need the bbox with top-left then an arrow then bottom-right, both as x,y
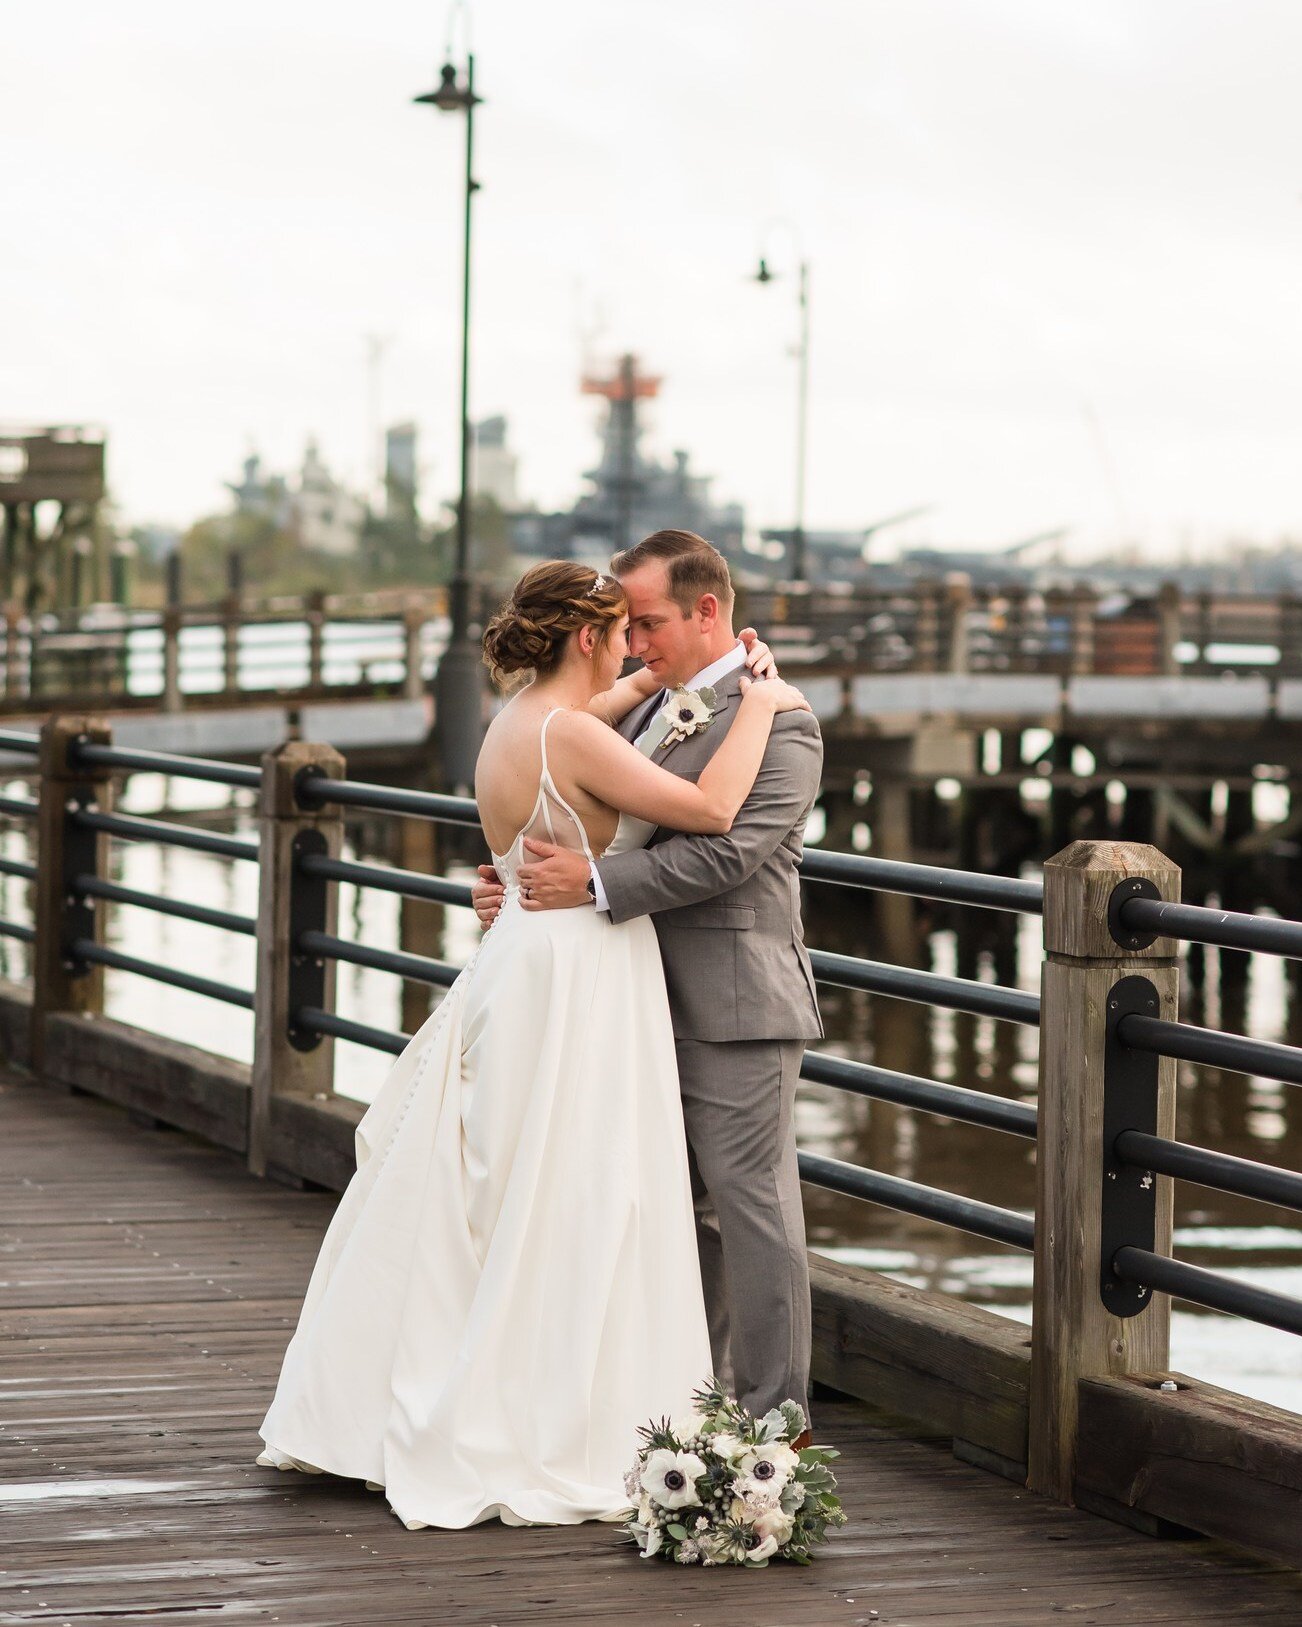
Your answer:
508,354 -> 744,566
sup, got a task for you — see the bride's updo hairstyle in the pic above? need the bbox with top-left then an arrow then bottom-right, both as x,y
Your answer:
482,560 -> 627,688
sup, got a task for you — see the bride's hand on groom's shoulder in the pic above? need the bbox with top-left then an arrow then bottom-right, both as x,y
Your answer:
472,864 -> 505,929
739,675 -> 812,714
517,839 -> 592,911
738,626 -> 779,681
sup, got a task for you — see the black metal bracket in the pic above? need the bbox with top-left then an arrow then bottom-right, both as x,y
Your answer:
60,777 -> 101,977
293,764 -> 327,810
1101,974 -> 1161,1316
287,828 -> 329,1052
1107,875 -> 1161,951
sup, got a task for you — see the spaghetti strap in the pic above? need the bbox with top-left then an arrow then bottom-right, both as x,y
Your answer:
538,707 -> 564,788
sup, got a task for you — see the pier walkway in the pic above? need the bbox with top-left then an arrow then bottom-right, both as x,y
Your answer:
5,1072 -> 1301,1627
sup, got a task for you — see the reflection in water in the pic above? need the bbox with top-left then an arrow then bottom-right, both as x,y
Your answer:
0,774 -> 1297,1409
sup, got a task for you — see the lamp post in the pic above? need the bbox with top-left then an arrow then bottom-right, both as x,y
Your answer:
753,232 -> 810,584
415,33 -> 484,791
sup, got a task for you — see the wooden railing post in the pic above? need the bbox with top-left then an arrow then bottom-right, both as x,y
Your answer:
249,740 -> 345,1178
912,580 -> 941,672
4,603 -> 23,699
161,608 -> 182,712
1003,583 -> 1028,673
31,715 -> 113,1076
1156,582 -> 1182,677
944,577 -> 971,673
306,590 -> 326,691
402,603 -> 425,700
1028,838 -> 1181,1505
1068,585 -> 1096,675
222,597 -> 241,695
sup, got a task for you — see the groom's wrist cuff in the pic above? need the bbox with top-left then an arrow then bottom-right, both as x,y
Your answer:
588,861 -> 611,913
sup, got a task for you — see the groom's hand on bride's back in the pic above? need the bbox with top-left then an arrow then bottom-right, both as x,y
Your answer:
472,865 -> 506,928
517,839 -> 592,911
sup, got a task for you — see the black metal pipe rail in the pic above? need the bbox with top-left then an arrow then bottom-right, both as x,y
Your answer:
1115,1128 -> 1302,1213
0,856 -> 36,881
797,1151 -> 1035,1250
798,849 -> 1043,915
0,794 -> 38,820
0,919 -> 35,943
73,874 -> 257,937
72,808 -> 259,863
1112,1246 -> 1302,1339
68,938 -> 254,1010
0,730 -> 39,754
295,772 -> 482,828
297,928 -> 461,989
1117,893 -> 1302,962
70,741 -> 262,789
810,949 -> 1041,1027
801,1049 -> 1038,1138
297,852 -> 475,909
1118,1011 -> 1302,1089
297,1005 -> 408,1056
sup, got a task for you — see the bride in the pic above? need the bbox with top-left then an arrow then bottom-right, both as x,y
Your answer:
255,560 -> 810,1530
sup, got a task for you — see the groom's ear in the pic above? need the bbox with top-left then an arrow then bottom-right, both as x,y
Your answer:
695,592 -> 721,631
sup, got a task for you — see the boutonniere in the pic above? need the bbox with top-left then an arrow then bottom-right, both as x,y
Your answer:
658,685 -> 716,750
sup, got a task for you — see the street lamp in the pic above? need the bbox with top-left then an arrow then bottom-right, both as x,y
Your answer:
752,228 -> 810,584
414,21 -> 483,791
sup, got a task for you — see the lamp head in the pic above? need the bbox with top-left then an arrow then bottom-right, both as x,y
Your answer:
414,60 -> 475,112
754,256 -> 776,285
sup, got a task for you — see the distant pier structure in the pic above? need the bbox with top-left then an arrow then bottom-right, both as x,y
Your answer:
0,425 -> 108,612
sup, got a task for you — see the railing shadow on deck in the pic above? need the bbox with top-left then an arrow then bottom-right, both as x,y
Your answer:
0,714 -> 1299,1570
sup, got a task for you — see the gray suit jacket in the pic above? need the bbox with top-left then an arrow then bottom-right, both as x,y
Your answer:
595,667 -> 824,1044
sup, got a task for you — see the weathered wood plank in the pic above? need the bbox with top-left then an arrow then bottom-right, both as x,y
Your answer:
1076,1372 -> 1302,1570
810,1253 -> 1030,1468
42,1010 -> 250,1152
4,1069 -> 1301,1623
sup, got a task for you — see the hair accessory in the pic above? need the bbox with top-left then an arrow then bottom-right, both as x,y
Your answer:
587,572 -> 607,595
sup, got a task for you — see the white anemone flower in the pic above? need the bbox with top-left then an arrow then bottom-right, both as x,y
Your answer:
642,1448 -> 707,1510
748,1534 -> 780,1563
736,1441 -> 799,1491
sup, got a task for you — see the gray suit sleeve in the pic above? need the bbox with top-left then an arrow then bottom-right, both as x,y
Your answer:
594,712 -> 823,925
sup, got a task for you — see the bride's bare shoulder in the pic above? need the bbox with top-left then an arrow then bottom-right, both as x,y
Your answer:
546,707 -> 622,751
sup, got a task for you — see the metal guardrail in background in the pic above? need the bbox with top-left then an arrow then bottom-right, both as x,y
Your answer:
3,722 -> 1300,1347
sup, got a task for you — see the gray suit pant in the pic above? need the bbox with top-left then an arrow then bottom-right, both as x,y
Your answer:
675,1036 -> 810,1419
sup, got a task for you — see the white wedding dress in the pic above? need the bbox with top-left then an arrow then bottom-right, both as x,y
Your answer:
256,709 -> 712,1528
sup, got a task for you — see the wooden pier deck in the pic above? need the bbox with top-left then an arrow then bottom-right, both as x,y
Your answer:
4,1070 -> 1301,1627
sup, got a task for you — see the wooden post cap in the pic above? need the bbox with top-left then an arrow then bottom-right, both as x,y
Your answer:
1042,840 -> 1180,960
259,739 -> 346,819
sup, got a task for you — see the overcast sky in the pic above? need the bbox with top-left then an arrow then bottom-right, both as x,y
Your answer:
5,1 -> 1302,558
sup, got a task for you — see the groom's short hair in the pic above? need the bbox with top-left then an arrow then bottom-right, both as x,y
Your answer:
611,529 -> 735,617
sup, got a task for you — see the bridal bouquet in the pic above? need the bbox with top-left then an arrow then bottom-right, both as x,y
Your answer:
623,1379 -> 846,1566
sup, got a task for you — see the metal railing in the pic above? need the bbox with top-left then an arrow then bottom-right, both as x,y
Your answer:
2,713 -> 1300,1541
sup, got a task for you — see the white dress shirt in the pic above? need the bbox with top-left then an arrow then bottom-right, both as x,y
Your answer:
590,642 -> 748,911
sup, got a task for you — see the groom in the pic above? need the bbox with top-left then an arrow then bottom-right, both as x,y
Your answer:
472,529 -> 823,1433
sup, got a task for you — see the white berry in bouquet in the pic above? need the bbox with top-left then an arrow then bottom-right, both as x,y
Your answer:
623,1378 -> 847,1567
